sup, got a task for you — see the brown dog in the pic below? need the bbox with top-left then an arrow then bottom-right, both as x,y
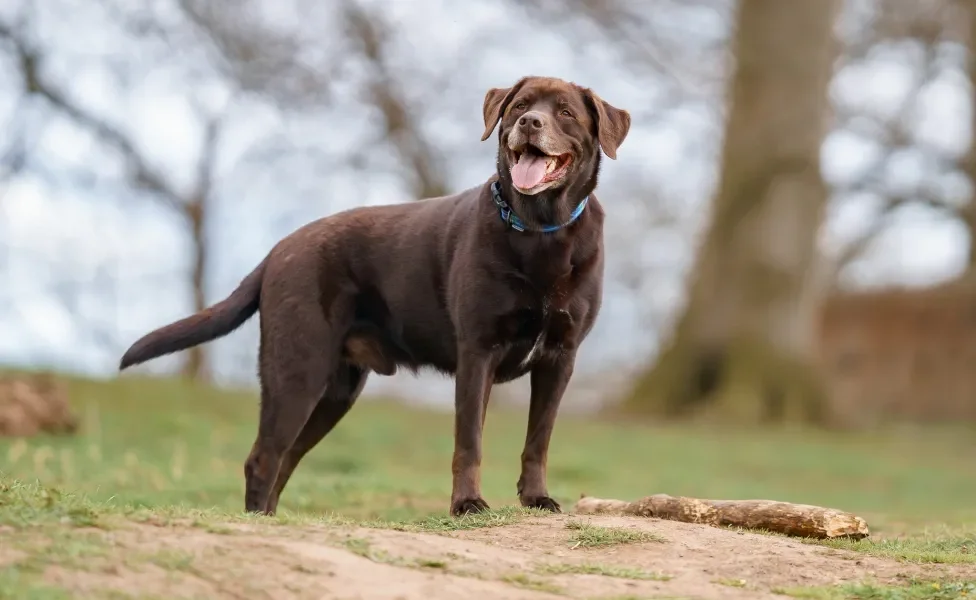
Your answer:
119,76 -> 630,517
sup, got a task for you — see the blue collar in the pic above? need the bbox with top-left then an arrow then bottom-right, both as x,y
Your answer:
491,181 -> 588,233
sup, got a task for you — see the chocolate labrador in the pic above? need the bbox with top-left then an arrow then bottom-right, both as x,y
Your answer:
119,75 -> 630,516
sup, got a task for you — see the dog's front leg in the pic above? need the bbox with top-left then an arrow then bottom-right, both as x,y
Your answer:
517,353 -> 575,512
450,350 -> 493,516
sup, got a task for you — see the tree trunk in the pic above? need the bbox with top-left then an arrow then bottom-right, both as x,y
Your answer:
960,204 -> 976,270
962,0 -> 976,271
181,197 -> 209,382
622,0 -> 841,423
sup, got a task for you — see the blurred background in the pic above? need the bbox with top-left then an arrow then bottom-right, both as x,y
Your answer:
4,0 -> 976,535
2,0 -> 976,429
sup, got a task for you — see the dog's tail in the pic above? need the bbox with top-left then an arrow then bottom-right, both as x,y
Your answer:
119,258 -> 268,371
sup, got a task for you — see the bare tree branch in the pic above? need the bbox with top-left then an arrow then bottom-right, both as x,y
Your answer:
829,2 -> 967,273
515,0 -> 727,101
176,0 -> 335,108
0,100 -> 28,194
193,111 -> 225,201
0,20 -> 182,210
341,1 -> 448,199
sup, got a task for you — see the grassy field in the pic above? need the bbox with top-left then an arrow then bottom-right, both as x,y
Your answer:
2,373 -> 976,598
4,373 -> 976,528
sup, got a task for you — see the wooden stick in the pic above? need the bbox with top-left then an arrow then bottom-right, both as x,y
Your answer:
573,494 -> 869,540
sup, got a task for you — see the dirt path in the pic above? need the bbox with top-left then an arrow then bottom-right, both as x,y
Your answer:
29,514 -> 974,599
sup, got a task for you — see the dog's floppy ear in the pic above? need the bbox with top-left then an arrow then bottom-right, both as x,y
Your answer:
583,89 -> 631,160
481,78 -> 528,142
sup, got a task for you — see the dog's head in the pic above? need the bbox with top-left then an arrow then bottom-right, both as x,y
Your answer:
481,76 -> 630,198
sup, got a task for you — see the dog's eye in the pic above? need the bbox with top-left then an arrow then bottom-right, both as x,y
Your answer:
514,102 -> 527,110
560,109 -> 574,118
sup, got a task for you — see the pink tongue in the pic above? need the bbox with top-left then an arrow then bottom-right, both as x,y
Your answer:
511,154 -> 547,189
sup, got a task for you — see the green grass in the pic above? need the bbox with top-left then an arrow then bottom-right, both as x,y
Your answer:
385,505 -> 535,532
776,580 -> 976,599
813,530 -> 976,565
3,372 -> 974,530
500,573 -> 564,594
538,562 -> 672,581
565,520 -> 664,548
715,578 -> 748,588
147,549 -> 196,572
2,372 -> 976,599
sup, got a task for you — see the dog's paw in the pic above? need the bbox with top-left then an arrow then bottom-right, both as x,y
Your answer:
450,497 -> 490,517
520,495 -> 562,513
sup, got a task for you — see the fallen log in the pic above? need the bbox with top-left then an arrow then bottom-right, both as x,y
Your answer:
573,495 -> 869,540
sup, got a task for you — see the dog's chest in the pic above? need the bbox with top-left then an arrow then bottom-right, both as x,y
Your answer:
491,294 -> 576,381
487,239 -> 592,374
514,293 -> 553,368
494,271 -> 578,355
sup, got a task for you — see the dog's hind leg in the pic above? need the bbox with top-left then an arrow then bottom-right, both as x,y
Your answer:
244,293 -> 350,515
265,363 -> 369,515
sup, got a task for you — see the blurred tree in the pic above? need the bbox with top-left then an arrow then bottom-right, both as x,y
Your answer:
623,0 -> 841,423
826,0 -> 969,281
0,1 -> 333,381
0,0 -> 452,382
338,0 -> 448,199
962,0 -> 976,268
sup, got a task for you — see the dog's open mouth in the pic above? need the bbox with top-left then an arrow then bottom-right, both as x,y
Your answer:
509,145 -> 573,191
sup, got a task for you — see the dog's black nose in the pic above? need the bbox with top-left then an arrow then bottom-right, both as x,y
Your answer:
518,111 -> 545,130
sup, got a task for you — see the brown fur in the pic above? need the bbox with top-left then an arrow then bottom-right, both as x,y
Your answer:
119,76 -> 630,516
